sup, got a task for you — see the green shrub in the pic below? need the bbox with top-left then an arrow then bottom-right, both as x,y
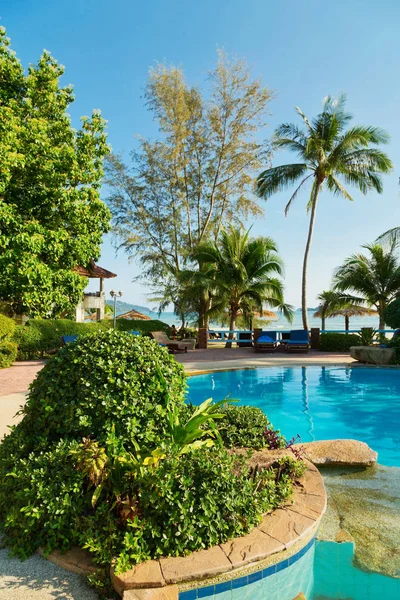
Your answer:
14,319 -> 107,359
217,405 -> 284,450
0,315 -> 17,368
384,298 -> 400,329
388,336 -> 400,364
0,314 -> 16,342
0,330 -> 304,576
319,332 -> 361,352
13,318 -> 172,360
10,330 -> 186,451
103,318 -> 171,335
0,340 -> 18,368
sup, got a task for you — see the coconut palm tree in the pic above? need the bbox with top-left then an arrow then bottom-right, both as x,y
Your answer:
193,227 -> 293,347
256,94 -> 392,330
333,240 -> 400,330
314,290 -> 377,331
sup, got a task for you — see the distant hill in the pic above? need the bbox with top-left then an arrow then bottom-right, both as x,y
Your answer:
105,300 -> 152,316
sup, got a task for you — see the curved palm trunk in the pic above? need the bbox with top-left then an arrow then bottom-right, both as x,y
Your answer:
379,301 -> 385,331
301,183 -> 321,331
321,316 -> 325,331
345,315 -> 349,332
225,313 -> 237,349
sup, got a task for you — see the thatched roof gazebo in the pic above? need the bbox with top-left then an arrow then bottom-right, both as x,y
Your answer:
314,305 -> 377,331
116,309 -> 151,321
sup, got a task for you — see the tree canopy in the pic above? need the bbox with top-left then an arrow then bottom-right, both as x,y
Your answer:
106,52 -> 272,307
0,27 -> 111,317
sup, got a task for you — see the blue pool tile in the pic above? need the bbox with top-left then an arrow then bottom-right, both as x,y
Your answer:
197,585 -> 214,598
248,570 -> 263,584
215,581 -> 231,594
231,575 -> 248,589
275,557 -> 289,573
262,563 -> 277,578
179,591 -> 197,600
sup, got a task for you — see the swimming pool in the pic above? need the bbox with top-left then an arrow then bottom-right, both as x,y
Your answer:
187,366 -> 400,467
185,366 -> 400,599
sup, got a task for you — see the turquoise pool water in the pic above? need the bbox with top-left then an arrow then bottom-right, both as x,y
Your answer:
187,366 -> 400,467
185,366 -> 400,599
180,540 -> 400,599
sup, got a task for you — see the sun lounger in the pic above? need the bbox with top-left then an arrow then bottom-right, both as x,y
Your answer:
237,332 -> 253,347
151,331 -> 194,353
286,330 -> 309,353
254,331 -> 277,353
61,335 -> 78,345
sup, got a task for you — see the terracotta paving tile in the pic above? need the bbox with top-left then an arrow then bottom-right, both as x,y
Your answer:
259,509 -> 316,549
160,546 -> 232,584
111,560 -> 165,594
219,527 -> 285,568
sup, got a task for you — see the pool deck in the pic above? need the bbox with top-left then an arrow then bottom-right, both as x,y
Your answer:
176,347 -> 355,374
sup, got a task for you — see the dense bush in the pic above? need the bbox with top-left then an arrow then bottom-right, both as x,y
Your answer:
217,405 -> 285,450
13,318 -> 171,360
319,332 -> 361,352
0,330 -> 304,578
0,315 -> 17,368
106,318 -> 170,335
388,336 -> 400,364
384,298 -> 400,329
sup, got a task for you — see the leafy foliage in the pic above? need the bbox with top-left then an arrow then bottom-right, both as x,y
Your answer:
256,94 -> 392,330
319,332 -> 361,352
384,298 -> 400,329
0,27 -> 110,317
218,405 -> 285,450
0,330 -> 304,575
333,240 -> 400,329
0,314 -> 17,368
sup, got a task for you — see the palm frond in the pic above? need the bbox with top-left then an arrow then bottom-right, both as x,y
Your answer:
256,163 -> 308,200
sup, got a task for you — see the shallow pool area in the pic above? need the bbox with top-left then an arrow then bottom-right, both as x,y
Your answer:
186,366 -> 400,599
187,366 -> 400,467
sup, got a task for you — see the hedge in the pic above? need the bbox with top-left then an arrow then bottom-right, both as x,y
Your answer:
14,318 -> 171,360
0,315 -> 17,368
384,298 -> 400,330
319,332 -> 361,352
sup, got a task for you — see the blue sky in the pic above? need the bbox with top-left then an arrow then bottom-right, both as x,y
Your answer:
2,0 -> 399,308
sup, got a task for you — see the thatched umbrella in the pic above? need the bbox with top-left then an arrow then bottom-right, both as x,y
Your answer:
116,309 -> 151,321
314,305 -> 377,331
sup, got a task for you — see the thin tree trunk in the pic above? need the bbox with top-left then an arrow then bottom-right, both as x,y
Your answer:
321,316 -> 325,331
345,315 -> 349,331
225,313 -> 236,348
181,312 -> 185,329
301,183 -> 320,330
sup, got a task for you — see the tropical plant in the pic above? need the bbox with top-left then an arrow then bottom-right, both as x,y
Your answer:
333,240 -> 400,329
314,290 -> 375,331
193,227 -> 293,346
0,28 -> 110,318
256,94 -> 392,329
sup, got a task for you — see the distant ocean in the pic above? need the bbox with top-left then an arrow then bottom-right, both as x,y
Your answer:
142,309 -> 382,331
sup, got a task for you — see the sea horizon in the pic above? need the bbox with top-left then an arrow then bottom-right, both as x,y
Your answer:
125,308 -> 384,332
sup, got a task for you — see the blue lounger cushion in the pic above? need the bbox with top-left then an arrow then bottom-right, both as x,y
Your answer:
257,335 -> 276,344
287,339 -> 308,345
127,330 -> 140,335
